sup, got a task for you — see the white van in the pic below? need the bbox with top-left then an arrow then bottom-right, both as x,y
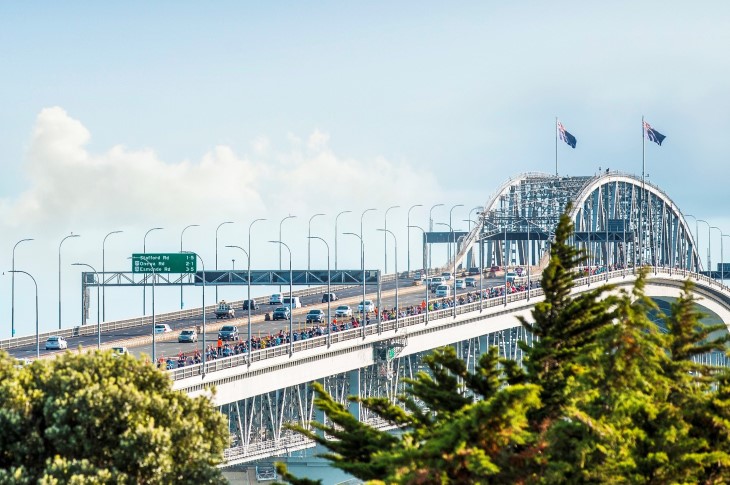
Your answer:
435,285 -> 451,297
282,296 -> 302,309
269,293 -> 283,305
429,276 -> 445,290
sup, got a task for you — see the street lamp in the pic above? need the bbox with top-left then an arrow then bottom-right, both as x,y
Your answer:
722,234 -> 730,284
182,251 -> 206,372
428,204 -> 445,273
8,270 -> 39,358
334,210 -> 352,271
698,219 -> 710,274
72,263 -> 101,349
684,214 -> 700,272
384,206 -> 400,275
137,256 -> 158,362
711,226 -> 722,279
279,215 -> 297,290
449,204 -> 464,264
308,213 -> 326,284
59,233 -> 80,329
344,232 -> 367,336
269,240 -> 293,355
12,237 -> 33,337
309,236 -> 332,346
248,218 -> 266,361
215,221 -> 234,302
378,229 -> 399,331
468,206 -> 483,232
436,222 -> 458,318
407,204 -> 423,276
180,224 -> 199,309
142,227 -> 163,316
408,225 -> 430,323
102,230 -> 122,321
226,244 -> 252,353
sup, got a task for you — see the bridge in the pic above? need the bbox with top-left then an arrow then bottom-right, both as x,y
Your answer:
3,172 -> 726,469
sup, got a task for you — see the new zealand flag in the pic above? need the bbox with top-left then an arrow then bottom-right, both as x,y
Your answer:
643,120 -> 666,146
557,121 -> 577,148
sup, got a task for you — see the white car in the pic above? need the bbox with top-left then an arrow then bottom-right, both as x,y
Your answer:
45,336 -> 68,350
441,272 -> 452,281
269,292 -> 283,305
455,279 -> 466,289
335,305 -> 353,318
154,324 -> 172,334
358,300 -> 375,313
111,346 -> 129,356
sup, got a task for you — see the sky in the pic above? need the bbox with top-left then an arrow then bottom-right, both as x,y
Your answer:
1,1 -> 730,338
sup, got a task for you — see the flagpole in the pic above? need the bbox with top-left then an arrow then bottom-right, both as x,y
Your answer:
640,115 -> 645,267
555,117 -> 559,176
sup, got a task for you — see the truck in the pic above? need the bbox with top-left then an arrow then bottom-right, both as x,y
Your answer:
215,301 -> 235,319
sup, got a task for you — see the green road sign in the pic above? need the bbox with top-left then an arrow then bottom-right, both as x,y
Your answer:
132,253 -> 197,273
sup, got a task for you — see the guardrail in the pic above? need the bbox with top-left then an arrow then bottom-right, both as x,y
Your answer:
170,266 -> 729,382
0,272 -> 400,351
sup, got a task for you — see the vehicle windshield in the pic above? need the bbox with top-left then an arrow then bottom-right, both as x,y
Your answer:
308,310 -> 321,314
221,326 -> 234,331
154,325 -> 165,329
275,307 -> 287,312
337,306 -> 348,310
47,337 -> 58,341
181,330 -> 193,335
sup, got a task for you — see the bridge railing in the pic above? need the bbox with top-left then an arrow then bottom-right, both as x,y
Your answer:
0,273 -> 400,352
170,267 -> 729,382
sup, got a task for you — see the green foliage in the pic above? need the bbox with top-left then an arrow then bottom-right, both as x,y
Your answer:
0,350 -> 227,484
279,207 -> 730,484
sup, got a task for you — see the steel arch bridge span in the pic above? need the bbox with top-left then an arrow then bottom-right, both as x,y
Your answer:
453,172 -> 701,275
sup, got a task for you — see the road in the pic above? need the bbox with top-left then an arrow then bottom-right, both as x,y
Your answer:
10,274 -> 508,361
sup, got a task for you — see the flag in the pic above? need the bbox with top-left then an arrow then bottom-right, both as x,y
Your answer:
643,120 -> 666,146
557,121 -> 577,148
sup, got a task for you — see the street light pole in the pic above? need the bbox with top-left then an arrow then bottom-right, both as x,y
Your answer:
59,233 -> 80,329
684,214 -> 700,272
269,241 -> 293,355
279,215 -> 297,290
12,237 -> 33,337
407,204 -> 423,276
182,252 -> 206,372
102,230 -> 122,322
138,256 -> 157,362
215,221 -> 234,302
226,244 -> 250,351
711,226 -> 722,279
468,206 -> 483,232
698,219 -> 710,275
142,227 -> 163,316
248,218 -> 265,362
308,213 -> 325,284
344,232 -> 366,336
180,224 -> 199,309
72,263 -> 101,349
437,222 -> 458,318
448,204 -> 464,265
722,234 -> 730,284
309,236 -> 331,346
408,225 -> 429,323
378,229 -> 399,331
384,206 -> 400,275
428,204 -> 444,274
9,270 -> 38,358
334,210 -> 352,271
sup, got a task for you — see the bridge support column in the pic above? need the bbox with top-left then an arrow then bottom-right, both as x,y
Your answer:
348,369 -> 361,422
314,379 -> 325,438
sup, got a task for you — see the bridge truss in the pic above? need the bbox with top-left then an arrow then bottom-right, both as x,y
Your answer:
453,172 -> 701,274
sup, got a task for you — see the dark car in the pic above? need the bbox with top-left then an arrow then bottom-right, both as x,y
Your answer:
242,299 -> 258,310
322,292 -> 338,303
218,325 -> 239,341
272,306 -> 291,321
468,267 -> 480,275
306,309 -> 326,323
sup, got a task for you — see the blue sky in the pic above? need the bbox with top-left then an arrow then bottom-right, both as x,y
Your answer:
1,1 -> 730,337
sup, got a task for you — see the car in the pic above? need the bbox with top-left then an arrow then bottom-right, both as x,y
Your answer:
455,279 -> 466,289
322,292 -> 338,303
242,299 -> 258,311
413,271 -> 425,282
441,272 -> 452,281
465,277 -> 477,287
429,276 -> 445,291
468,267 -> 480,276
154,324 -> 172,334
506,272 -> 518,283
435,284 -> 451,297
45,336 -> 68,350
111,346 -> 129,356
358,300 -> 375,313
272,306 -> 291,321
218,325 -> 239,341
178,329 -> 198,343
269,293 -> 283,305
335,305 -> 353,318
306,309 -> 326,323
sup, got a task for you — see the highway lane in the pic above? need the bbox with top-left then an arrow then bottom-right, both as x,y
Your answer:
7,277 -> 408,359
